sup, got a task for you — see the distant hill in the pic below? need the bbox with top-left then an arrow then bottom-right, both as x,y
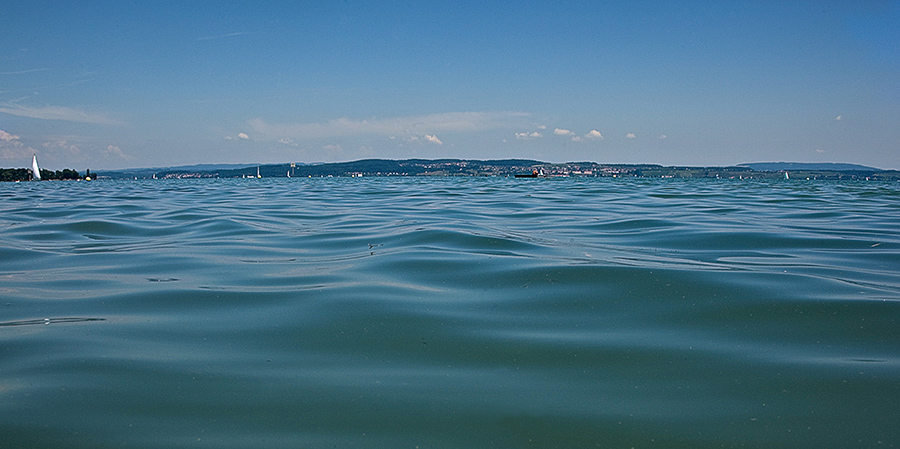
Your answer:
97,163 -> 255,175
85,158 -> 899,181
738,162 -> 881,171
94,159 -> 551,179
214,158 -> 546,178
156,163 -> 261,171
95,163 -> 271,179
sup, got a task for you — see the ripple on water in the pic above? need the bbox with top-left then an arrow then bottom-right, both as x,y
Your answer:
1,177 -> 899,448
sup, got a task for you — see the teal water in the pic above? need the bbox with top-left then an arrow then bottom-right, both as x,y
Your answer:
1,177 -> 898,448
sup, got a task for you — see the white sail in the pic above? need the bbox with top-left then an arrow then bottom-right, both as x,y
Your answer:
31,154 -> 41,181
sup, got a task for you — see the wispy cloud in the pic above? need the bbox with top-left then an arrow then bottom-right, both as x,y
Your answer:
249,111 -> 529,140
0,68 -> 51,75
424,134 -> 443,145
322,144 -> 344,154
626,133 -> 636,139
0,103 -> 122,125
554,128 -> 574,136
198,32 -> 252,41
0,78 -> 95,95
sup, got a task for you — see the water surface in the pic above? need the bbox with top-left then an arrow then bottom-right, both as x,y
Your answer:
2,177 -> 898,448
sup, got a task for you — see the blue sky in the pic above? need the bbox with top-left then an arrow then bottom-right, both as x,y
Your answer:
2,1 -> 898,170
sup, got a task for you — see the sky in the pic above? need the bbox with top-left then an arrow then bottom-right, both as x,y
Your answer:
1,1 -> 899,170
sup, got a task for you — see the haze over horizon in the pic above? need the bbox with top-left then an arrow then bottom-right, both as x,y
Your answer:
2,1 -> 899,171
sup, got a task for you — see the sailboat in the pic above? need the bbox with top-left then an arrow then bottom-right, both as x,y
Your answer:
257,167 -> 261,178
31,154 -> 41,181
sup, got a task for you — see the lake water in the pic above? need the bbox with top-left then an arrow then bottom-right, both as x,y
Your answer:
1,177 -> 899,448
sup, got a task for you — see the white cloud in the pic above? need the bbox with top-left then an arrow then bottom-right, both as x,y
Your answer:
43,139 -> 82,155
0,102 -> 121,125
2,137 -> 130,166
835,115 -> 842,121
537,125 -> 547,129
584,130 -> 603,140
0,129 -> 33,160
658,134 -> 667,140
554,128 -> 574,136
1,129 -> 20,142
238,132 -> 250,140
626,133 -> 636,139
0,144 -> 32,160
104,145 -> 129,159
249,111 -> 529,140
515,131 -> 543,140
425,134 -> 443,145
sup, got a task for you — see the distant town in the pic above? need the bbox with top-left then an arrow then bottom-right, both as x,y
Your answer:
3,159 -> 898,182
96,159 -> 899,181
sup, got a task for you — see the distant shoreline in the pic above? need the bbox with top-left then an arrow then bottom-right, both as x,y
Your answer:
0,167 -> 90,182
94,159 -> 897,181
4,160 -> 896,182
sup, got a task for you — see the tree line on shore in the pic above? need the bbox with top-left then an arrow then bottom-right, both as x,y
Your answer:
0,168 -> 92,182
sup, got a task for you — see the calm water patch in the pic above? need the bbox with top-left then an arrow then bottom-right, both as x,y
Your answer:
2,177 -> 899,448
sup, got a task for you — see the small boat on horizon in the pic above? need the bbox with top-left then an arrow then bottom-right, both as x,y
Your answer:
515,168 -> 545,178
